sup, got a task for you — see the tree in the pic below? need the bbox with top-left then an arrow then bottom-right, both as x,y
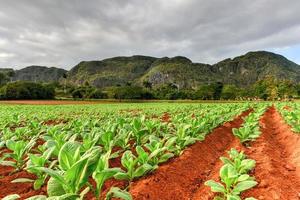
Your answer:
277,80 -> 296,99
7,70 -> 15,82
142,81 -> 152,89
212,82 -> 223,100
221,85 -> 239,100
0,81 -> 55,100
252,76 -> 277,100
0,73 -> 9,86
194,82 -> 224,100
62,73 -> 68,94
195,84 -> 215,100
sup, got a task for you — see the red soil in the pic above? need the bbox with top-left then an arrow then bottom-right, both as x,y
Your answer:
42,119 -> 67,126
129,109 -> 252,200
161,112 -> 171,123
0,170 -> 47,199
242,107 -> 300,200
283,105 -> 292,111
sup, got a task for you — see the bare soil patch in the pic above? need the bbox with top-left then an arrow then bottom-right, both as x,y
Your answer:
241,106 -> 300,200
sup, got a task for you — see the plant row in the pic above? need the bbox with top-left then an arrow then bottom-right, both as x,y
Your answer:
205,148 -> 257,200
0,103 -> 251,199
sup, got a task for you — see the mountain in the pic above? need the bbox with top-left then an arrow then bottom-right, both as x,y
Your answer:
1,51 -> 299,88
67,56 -> 157,87
66,51 -> 300,88
10,66 -> 67,82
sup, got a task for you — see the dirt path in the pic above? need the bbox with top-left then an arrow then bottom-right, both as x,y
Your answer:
241,106 -> 300,200
130,110 -> 252,200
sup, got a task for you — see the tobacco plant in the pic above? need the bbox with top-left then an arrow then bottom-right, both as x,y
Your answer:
0,138 -> 36,171
205,149 -> 257,200
114,150 -> 153,183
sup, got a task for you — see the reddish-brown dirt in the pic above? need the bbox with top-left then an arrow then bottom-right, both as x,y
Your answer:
0,169 -> 47,199
161,112 -> 171,123
241,107 -> 300,200
129,109 -> 252,200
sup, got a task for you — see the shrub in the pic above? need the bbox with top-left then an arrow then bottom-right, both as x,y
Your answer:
0,81 -> 55,100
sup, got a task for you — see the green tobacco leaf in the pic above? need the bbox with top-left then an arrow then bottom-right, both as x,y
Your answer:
232,180 -> 257,194
25,195 -> 47,200
11,178 -> 35,183
34,178 -> 45,190
58,141 -> 81,171
2,194 -> 20,200
237,174 -> 250,182
204,180 -> 225,193
0,160 -> 16,167
226,195 -> 241,200
36,167 -> 65,185
114,172 -> 130,180
106,187 -> 132,200
47,177 -> 66,197
133,163 -> 153,178
158,152 -> 174,163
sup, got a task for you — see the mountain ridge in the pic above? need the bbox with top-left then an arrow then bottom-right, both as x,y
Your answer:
1,51 -> 299,88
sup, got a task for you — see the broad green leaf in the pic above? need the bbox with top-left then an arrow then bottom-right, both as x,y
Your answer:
114,172 -> 130,180
0,160 -> 16,167
227,195 -> 241,200
204,180 -> 225,193
11,178 -> 35,183
34,178 -> 45,190
233,180 -> 257,194
36,167 -> 65,185
58,141 -> 81,171
106,187 -> 132,200
25,195 -> 47,200
47,177 -> 66,197
2,194 -> 20,200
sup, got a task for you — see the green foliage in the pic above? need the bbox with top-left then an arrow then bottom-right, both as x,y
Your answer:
221,85 -> 240,100
0,138 -> 36,171
110,86 -> 153,100
0,102 -> 252,200
232,105 -> 267,144
0,81 -> 55,100
114,150 -> 153,182
205,149 -> 257,200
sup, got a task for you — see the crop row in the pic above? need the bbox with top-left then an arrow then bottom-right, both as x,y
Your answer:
276,103 -> 300,133
0,103 -> 251,200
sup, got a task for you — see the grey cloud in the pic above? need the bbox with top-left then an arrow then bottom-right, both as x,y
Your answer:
0,0 -> 299,69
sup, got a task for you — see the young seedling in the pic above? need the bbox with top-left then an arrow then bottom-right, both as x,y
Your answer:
0,138 -> 36,171
92,150 -> 122,200
205,148 -> 257,200
114,150 -> 153,184
12,147 -> 57,190
36,142 -> 100,199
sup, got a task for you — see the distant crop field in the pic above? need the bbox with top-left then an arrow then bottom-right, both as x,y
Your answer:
0,102 -> 299,200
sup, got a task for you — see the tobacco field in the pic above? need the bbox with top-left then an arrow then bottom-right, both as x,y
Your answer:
0,102 -> 299,200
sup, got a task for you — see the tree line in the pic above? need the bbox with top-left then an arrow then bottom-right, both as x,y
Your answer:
0,71 -> 299,100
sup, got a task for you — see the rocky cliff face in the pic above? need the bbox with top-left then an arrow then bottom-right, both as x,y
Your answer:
12,66 -> 67,82
66,51 -> 300,88
3,51 -> 300,88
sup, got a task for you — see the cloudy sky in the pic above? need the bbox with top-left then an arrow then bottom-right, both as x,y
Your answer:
0,0 -> 300,69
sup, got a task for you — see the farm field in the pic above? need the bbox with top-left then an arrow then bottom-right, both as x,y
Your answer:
0,102 -> 299,200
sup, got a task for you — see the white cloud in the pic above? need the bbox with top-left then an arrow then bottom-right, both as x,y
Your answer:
0,0 -> 299,69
